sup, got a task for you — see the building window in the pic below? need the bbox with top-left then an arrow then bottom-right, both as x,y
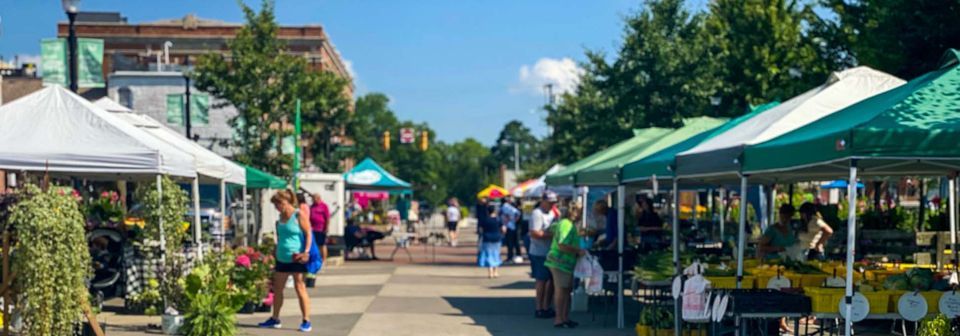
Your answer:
118,87 -> 133,109
166,93 -> 209,127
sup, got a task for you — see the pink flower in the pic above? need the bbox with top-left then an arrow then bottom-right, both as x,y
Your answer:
235,254 -> 252,269
100,191 -> 109,198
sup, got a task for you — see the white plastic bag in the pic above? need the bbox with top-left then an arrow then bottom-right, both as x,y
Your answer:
574,253 -> 593,279
586,255 -> 604,295
681,265 -> 712,322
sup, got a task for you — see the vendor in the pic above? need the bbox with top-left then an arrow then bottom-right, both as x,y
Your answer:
635,195 -> 663,249
797,202 -> 833,261
758,204 -> 799,260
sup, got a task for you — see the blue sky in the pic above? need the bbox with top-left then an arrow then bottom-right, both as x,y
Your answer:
0,0 -> 642,144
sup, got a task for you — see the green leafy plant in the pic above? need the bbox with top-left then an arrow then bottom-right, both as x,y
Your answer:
231,246 -> 273,304
127,278 -> 163,315
918,313 -> 952,336
180,255 -> 246,336
638,306 -> 673,329
9,184 -> 91,335
134,176 -> 190,313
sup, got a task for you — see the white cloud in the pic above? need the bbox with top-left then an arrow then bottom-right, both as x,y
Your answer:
342,58 -> 357,80
513,57 -> 583,96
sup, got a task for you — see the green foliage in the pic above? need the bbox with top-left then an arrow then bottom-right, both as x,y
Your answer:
638,306 -> 674,328
135,176 -> 190,311
918,313 -> 953,336
180,253 -> 246,336
193,0 -> 350,177
816,0 -> 960,79
230,246 -> 273,304
127,279 -> 163,315
9,184 -> 91,336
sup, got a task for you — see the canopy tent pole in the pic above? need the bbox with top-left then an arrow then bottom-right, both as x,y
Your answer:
843,160 -> 858,336
652,174 -> 659,195
671,177 -> 681,336
220,179 -> 227,249
581,186 -> 590,229
769,185 -> 777,225
950,174 -> 958,271
758,185 -> 768,233
693,190 -> 700,229
788,184 -> 795,207
707,188 -> 714,236
736,176 -> 748,289
918,179 -> 925,232
242,185 -> 249,247
616,184 -> 626,329
719,188 -> 726,242
192,178 -> 202,260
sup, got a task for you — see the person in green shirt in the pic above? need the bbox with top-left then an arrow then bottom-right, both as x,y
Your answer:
545,201 -> 585,329
758,204 -> 799,261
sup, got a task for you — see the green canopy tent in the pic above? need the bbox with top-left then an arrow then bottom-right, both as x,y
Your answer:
740,50 -> 960,335
244,165 -> 288,189
544,127 -> 673,186
576,117 -> 727,186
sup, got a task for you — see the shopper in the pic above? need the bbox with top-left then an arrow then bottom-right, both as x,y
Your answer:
798,202 -> 833,261
310,193 -> 330,263
546,201 -> 585,329
445,198 -> 462,246
259,190 -> 313,332
635,195 -> 663,250
530,191 -> 558,319
478,204 -> 505,278
500,197 -> 522,263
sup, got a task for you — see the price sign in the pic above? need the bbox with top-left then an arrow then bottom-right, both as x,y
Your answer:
766,275 -> 791,290
898,292 -> 929,321
713,294 -> 730,322
399,128 -> 415,144
939,292 -> 960,318
838,293 -> 870,322
672,276 -> 682,299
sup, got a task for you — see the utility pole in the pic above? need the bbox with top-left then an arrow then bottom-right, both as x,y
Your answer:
183,56 -> 192,139
513,142 -> 520,174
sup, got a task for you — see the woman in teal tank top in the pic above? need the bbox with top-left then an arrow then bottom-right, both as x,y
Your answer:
258,190 -> 314,332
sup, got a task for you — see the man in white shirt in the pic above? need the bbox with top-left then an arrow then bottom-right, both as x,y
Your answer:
500,197 -> 522,263
445,197 -> 462,246
530,191 -> 558,318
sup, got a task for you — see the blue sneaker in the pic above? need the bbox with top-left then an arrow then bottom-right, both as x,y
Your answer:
258,318 -> 282,329
299,320 -> 312,332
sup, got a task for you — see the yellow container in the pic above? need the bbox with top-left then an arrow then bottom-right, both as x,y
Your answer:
635,325 -> 686,336
800,274 -> 829,288
865,269 -> 901,282
862,291 -> 890,314
707,276 -> 756,289
921,291 -> 942,313
887,290 -> 907,312
806,287 -> 843,313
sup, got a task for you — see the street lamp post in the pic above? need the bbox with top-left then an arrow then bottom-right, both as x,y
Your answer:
183,56 -> 193,139
62,0 -> 80,93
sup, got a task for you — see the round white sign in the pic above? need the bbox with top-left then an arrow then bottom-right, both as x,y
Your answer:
672,276 -> 682,299
713,294 -> 730,322
939,292 -> 960,318
825,276 -> 846,288
838,293 -> 870,323
767,275 -> 791,290
898,292 -> 929,322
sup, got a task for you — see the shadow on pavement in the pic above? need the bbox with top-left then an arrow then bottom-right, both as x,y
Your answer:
442,296 -> 638,336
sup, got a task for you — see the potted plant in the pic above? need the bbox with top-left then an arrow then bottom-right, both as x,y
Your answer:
230,246 -> 272,314
180,254 -> 245,336
135,177 -> 190,335
8,185 -> 92,335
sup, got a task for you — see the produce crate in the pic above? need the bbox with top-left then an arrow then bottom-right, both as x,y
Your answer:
862,291 -> 890,314
800,274 -> 828,288
707,276 -> 755,289
921,291 -> 942,313
805,287 -> 843,313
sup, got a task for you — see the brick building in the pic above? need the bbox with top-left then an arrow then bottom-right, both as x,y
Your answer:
58,12 -> 353,96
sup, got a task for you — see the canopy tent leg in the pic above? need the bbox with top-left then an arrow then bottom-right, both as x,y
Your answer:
652,174 -> 659,195
950,175 -> 958,270
843,160 -> 859,336
788,184 -> 795,207
769,185 -> 777,226
719,188 -> 726,243
758,185 -> 768,233
671,178 -> 681,336
220,179 -> 227,249
918,179 -> 925,232
616,184 -> 625,329
192,178 -> 202,260
242,185 -> 249,247
736,176 -> 748,289
581,186 -> 590,229
693,189 -> 700,229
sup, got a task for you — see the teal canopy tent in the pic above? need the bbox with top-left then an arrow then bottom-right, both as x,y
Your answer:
244,165 -> 288,189
344,158 -> 412,191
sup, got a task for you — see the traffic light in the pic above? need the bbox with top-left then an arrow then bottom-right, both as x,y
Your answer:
420,130 -> 429,151
382,130 -> 391,151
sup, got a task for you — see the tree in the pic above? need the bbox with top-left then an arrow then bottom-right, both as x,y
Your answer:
701,0 -> 834,116
816,0 -> 960,79
439,138 -> 496,205
193,0 -> 349,177
545,52 -> 615,164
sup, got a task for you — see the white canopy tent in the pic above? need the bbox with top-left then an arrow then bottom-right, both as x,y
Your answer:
0,86 -> 197,178
0,85 -> 200,262
95,97 -> 247,254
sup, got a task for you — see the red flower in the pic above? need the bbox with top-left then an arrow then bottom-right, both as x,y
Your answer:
235,254 -> 252,269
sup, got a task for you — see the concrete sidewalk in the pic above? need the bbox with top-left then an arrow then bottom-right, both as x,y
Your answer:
100,219 -> 634,335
